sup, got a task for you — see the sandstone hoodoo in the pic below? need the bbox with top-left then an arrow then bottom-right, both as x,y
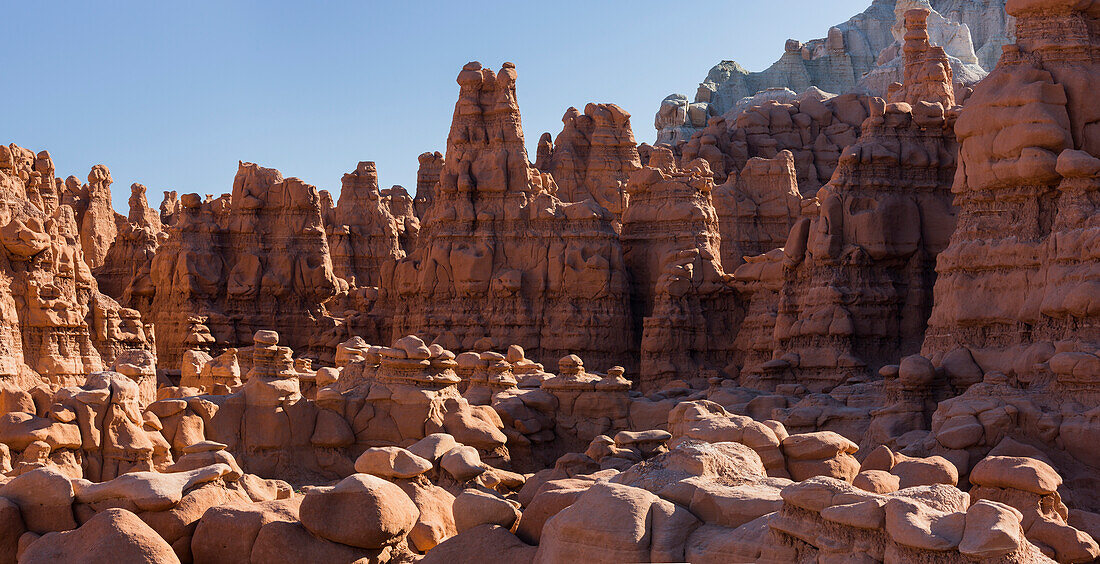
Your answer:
1,0 -> 1098,562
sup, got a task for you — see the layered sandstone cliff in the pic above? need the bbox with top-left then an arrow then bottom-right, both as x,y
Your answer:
732,8 -> 960,390
0,146 -> 153,390
924,0 -> 1100,369
389,62 -> 635,373
536,104 -> 642,225
620,148 -> 742,389
147,163 -> 339,371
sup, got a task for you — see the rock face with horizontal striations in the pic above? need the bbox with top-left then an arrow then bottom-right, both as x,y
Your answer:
4,2 -> 1100,562
0,146 -> 154,390
923,0 -> 1100,379
537,103 -> 642,226
731,10 -> 961,390
678,91 -> 873,196
146,162 -> 340,371
389,62 -> 635,373
711,150 -> 805,270
323,161 -> 404,292
95,183 -> 164,310
620,149 -> 741,390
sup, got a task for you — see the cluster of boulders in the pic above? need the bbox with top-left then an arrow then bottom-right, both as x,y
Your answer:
2,326 -> 1099,564
0,0 -> 1097,562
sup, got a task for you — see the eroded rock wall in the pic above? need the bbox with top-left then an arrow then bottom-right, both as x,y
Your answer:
388,62 -> 635,373
147,163 -> 339,371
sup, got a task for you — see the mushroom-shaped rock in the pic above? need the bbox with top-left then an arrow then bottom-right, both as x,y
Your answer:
253,330 -> 279,347
853,470 -> 900,494
394,335 -> 432,360
354,446 -> 433,479
453,489 -> 521,533
781,431 -> 858,460
299,473 -> 418,549
781,431 -> 860,482
315,367 -> 340,388
408,433 -> 459,464
558,355 -> 583,372
506,345 -> 526,364
898,355 -> 936,387
440,445 -> 486,482
890,455 -> 959,489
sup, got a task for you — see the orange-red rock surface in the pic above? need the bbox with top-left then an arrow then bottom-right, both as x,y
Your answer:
0,1 -> 1098,562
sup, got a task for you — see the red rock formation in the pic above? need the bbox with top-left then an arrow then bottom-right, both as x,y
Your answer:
325,162 -> 403,290
147,163 -> 339,372
620,149 -> 741,389
888,8 -> 958,108
680,92 -> 873,195
538,104 -> 642,224
414,151 -> 445,219
7,8 -> 1100,562
381,185 -> 419,252
95,183 -> 164,306
712,150 -> 805,270
924,0 -> 1100,375
389,62 -> 634,372
732,11 -> 961,391
1,148 -> 62,216
64,165 -> 120,270
159,190 -> 179,227
0,145 -> 153,390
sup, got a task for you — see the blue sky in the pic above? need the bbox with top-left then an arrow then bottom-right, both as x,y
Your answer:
1,0 -> 870,213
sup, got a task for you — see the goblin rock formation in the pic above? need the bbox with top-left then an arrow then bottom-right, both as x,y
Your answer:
924,0 -> 1100,363
620,149 -> 741,388
731,7 -> 961,390
0,146 -> 152,391
2,0 -> 1099,561
323,161 -> 403,290
389,62 -> 635,372
95,183 -> 164,308
147,163 -> 339,371
536,103 -> 642,225
679,90 -> 874,195
414,151 -> 445,219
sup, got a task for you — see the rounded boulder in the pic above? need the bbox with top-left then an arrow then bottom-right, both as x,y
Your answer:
299,474 -> 419,549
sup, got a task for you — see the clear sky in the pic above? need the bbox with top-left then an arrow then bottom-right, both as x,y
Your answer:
2,0 -> 871,213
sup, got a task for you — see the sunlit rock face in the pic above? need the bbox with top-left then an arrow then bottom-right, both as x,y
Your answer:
146,162 -> 339,371
0,146 -> 152,390
389,62 -> 636,374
